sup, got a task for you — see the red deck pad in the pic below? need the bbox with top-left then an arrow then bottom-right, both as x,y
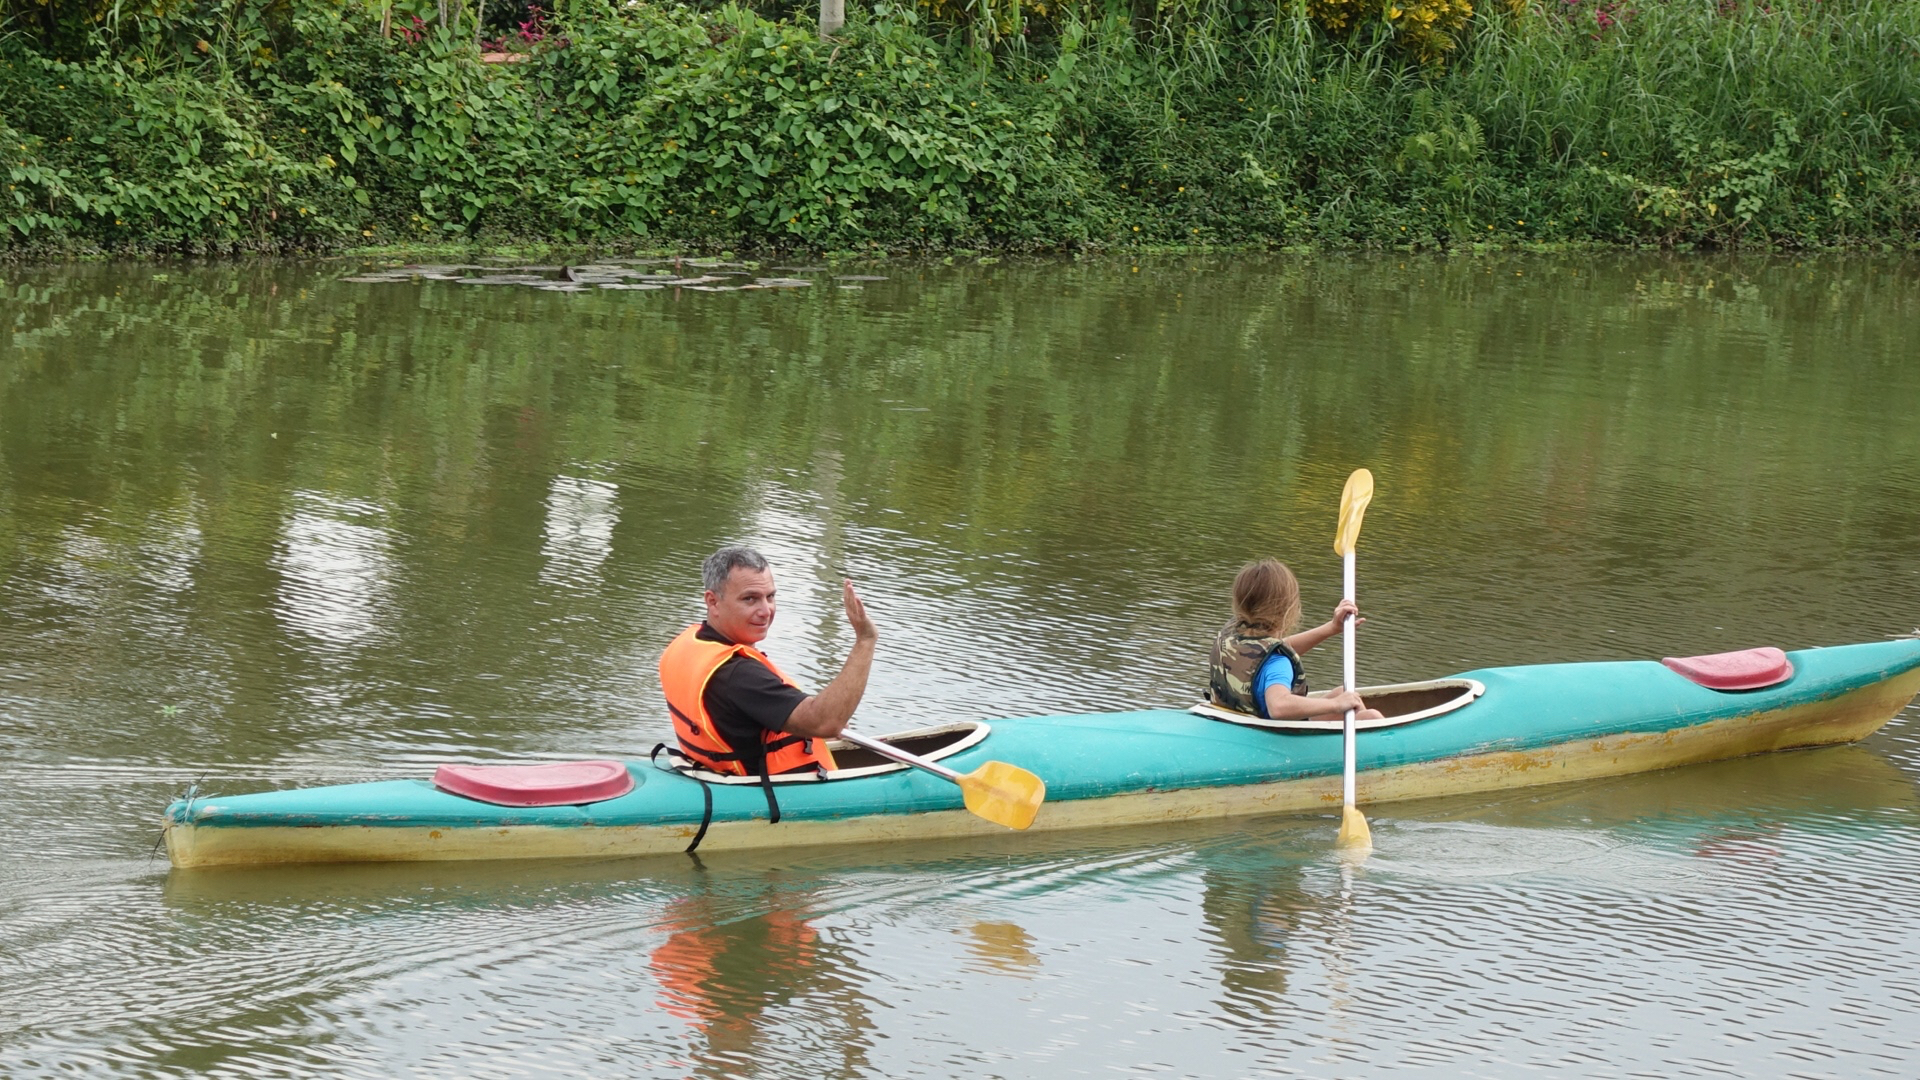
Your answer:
433,760 -> 635,807
1661,647 -> 1794,691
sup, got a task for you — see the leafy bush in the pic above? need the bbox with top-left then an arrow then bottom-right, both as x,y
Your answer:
1,0 -> 1916,254
526,3 -> 1090,244
1,0 -> 1106,250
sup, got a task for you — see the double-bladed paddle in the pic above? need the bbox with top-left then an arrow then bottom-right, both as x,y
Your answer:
1334,468 -> 1375,851
836,729 -> 1046,831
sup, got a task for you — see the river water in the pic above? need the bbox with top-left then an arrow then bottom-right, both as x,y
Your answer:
3,254 -> 1919,1078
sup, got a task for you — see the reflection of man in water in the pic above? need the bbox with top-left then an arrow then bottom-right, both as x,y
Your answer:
659,546 -> 878,786
652,902 -> 818,1026
650,880 -> 874,1074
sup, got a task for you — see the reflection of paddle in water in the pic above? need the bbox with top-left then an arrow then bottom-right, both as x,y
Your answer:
1322,857 -> 1362,1039
961,921 -> 1039,977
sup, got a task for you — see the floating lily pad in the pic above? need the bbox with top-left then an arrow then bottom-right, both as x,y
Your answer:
565,267 -> 638,282
833,275 -> 888,282
535,283 -> 590,292
338,276 -> 402,284
754,278 -> 813,288
455,274 -> 553,285
598,283 -> 665,291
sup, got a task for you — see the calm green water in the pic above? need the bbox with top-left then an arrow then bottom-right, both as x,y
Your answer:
3,254 -> 1920,1078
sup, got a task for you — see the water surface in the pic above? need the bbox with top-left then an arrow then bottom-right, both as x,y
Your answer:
3,253 -> 1919,1077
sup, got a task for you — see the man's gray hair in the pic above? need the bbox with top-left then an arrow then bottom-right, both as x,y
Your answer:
703,545 -> 771,596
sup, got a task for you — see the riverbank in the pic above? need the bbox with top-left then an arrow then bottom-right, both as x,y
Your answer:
3,0 -> 1915,257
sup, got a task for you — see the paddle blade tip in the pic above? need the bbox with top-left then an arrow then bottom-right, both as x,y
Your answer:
1335,806 -> 1373,851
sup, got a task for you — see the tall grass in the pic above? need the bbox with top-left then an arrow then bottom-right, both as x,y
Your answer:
1040,0 -> 1920,246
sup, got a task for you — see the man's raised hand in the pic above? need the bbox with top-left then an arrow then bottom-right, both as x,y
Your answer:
843,580 -> 877,643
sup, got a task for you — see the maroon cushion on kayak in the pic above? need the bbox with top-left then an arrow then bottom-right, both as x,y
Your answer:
433,760 -> 635,807
1661,647 -> 1794,690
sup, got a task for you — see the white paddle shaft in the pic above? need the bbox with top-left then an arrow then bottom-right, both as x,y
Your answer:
1342,548 -> 1358,809
838,728 -> 963,783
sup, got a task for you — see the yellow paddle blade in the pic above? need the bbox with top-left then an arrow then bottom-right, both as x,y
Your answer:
957,761 -> 1046,831
1335,805 -> 1373,851
1334,468 -> 1375,556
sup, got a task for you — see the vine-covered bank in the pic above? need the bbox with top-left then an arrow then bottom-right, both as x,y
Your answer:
1,0 -> 1916,254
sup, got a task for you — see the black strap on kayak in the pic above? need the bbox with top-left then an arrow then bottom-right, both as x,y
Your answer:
652,743 -> 715,855
652,739 -> 803,851
754,753 -> 782,825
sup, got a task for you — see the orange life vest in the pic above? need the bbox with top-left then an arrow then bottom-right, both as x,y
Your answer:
658,624 -> 837,777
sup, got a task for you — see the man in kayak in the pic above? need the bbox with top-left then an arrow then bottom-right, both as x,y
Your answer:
658,546 -> 877,790
1208,558 -> 1383,723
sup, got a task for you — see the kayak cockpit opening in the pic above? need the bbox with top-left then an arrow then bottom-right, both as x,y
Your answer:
662,721 -> 991,784
1189,678 -> 1485,733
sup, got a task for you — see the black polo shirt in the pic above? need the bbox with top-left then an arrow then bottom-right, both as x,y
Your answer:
696,622 -> 810,756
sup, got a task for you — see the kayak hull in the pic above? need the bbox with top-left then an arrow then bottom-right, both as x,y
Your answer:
164,639 -> 1920,868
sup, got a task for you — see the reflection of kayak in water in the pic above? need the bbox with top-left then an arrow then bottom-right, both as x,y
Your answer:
164,638 -> 1920,868
1425,738 -> 1920,832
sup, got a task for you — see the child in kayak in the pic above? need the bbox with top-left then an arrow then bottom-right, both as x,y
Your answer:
1207,558 -> 1384,722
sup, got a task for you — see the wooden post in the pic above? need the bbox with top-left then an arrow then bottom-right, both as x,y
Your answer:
819,0 -> 844,37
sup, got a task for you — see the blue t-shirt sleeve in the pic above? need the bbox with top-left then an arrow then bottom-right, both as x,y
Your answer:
1250,652 -> 1296,719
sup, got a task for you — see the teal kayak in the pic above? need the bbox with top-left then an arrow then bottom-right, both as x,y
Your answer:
163,638 -> 1920,868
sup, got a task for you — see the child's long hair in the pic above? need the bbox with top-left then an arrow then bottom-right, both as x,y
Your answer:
1232,559 -> 1301,636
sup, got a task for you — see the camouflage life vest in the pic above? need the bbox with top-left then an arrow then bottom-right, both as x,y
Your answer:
1207,620 -> 1309,716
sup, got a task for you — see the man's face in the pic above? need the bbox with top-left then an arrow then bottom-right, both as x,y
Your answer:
704,566 -> 777,645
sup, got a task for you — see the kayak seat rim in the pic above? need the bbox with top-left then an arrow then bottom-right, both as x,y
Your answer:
664,721 -> 992,785
1191,677 -> 1487,733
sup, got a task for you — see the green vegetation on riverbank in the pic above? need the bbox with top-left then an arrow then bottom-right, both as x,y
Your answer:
2,0 -> 1916,255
